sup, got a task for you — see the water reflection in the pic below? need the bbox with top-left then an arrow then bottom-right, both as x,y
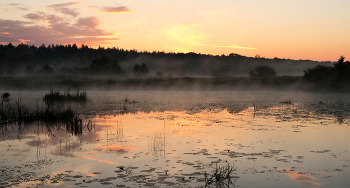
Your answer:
280,169 -> 322,187
1,92 -> 350,188
149,131 -> 166,161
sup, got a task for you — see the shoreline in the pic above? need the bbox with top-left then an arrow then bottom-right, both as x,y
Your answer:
0,75 -> 343,92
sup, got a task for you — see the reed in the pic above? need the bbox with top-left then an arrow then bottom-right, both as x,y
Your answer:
205,163 -> 237,187
43,88 -> 87,102
0,99 -> 93,135
279,99 -> 292,104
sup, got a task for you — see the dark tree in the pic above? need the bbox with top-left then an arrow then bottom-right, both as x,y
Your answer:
302,56 -> 350,91
0,69 -> 3,77
99,60 -> 124,75
89,55 -> 111,70
303,56 -> 349,84
156,71 -> 163,77
303,65 -> 334,83
133,63 -> 149,77
88,55 -> 124,75
333,55 -> 350,82
41,64 -> 54,73
24,65 -> 34,76
249,66 -> 277,77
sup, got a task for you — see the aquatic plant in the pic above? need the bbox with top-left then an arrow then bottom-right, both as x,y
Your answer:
43,88 -> 87,102
1,92 -> 11,102
279,99 -> 292,104
0,99 -> 93,135
205,163 -> 237,187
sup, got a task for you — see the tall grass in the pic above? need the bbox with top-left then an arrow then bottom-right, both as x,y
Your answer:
43,89 -> 87,102
0,99 -> 93,135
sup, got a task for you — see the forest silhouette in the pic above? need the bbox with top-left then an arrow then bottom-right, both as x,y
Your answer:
0,43 -> 332,77
0,43 -> 347,92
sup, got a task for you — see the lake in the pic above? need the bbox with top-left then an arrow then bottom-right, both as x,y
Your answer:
1,90 -> 349,188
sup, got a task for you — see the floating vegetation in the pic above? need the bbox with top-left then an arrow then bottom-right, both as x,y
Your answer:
43,88 -> 87,102
205,163 -> 238,187
123,98 -> 138,104
279,99 -> 292,104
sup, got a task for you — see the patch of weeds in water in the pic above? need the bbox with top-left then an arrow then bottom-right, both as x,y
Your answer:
204,163 -> 238,187
115,185 -> 127,187
43,88 -> 87,102
0,99 -> 94,135
279,99 -> 292,104
115,166 -> 133,175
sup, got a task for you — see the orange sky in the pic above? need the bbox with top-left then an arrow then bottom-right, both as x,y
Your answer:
1,0 -> 349,61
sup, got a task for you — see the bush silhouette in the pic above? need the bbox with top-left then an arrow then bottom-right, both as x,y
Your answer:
303,56 -> 350,90
89,55 -> 124,75
133,63 -> 149,77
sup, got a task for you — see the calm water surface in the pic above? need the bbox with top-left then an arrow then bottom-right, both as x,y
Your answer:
1,91 -> 350,188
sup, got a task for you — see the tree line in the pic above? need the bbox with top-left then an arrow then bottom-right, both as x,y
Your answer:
0,43 -> 331,77
303,56 -> 350,91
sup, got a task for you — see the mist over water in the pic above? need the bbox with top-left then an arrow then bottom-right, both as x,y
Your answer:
1,90 -> 350,188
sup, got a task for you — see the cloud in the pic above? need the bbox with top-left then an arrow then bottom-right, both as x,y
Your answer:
49,16 -> 112,37
75,17 -> 99,28
24,13 -> 62,22
100,6 -> 135,14
47,2 -> 84,17
8,3 -> 29,11
0,2 -> 124,47
19,39 -> 31,43
16,7 -> 29,11
0,18 -> 119,46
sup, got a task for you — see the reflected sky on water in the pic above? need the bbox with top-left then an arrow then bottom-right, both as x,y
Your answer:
1,91 -> 350,187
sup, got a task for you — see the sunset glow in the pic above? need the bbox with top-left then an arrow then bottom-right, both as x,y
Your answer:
1,0 -> 349,61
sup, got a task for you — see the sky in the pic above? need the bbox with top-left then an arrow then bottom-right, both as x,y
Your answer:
0,0 -> 349,61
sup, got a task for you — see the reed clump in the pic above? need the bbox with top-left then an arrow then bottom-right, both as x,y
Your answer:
279,99 -> 292,104
205,163 -> 238,187
0,99 -> 93,135
43,88 -> 87,102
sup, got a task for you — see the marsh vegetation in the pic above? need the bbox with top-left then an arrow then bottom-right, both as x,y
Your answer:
43,89 -> 87,102
0,91 -> 92,135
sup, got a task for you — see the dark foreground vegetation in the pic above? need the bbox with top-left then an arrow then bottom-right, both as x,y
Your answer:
0,93 -> 93,135
43,89 -> 87,102
303,56 -> 350,92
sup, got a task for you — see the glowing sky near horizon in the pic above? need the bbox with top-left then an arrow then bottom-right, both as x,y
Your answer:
0,0 -> 349,61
